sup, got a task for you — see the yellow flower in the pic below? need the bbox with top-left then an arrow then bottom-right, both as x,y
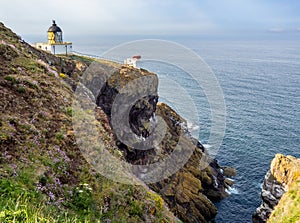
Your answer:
59,73 -> 67,78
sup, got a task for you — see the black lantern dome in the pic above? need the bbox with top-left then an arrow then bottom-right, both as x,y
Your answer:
48,20 -> 62,32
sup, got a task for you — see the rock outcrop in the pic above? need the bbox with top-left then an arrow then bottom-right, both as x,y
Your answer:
0,22 -> 179,222
0,21 -> 234,222
91,60 -> 232,222
252,170 -> 286,223
253,154 -> 300,223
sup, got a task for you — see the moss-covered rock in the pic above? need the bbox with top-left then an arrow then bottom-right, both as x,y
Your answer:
268,154 -> 300,223
270,154 -> 300,188
253,154 -> 300,223
268,178 -> 300,223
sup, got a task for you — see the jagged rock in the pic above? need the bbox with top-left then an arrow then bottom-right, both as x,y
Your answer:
253,154 -> 300,223
0,21 -> 180,222
224,178 -> 235,187
253,171 -> 285,223
222,166 -> 237,177
93,62 -> 232,222
270,154 -> 300,188
0,20 -> 238,223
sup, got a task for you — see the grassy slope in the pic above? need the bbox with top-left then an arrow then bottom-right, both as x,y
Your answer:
0,22 -> 178,223
268,178 -> 300,223
268,154 -> 300,223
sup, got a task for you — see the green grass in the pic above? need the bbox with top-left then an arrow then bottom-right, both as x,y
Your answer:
12,57 -> 46,74
17,86 -> 26,93
55,132 -> 64,141
0,195 -> 99,223
0,166 -> 101,223
0,159 -> 175,223
0,22 -> 180,222
268,179 -> 300,223
66,55 -> 95,65
65,107 -> 73,117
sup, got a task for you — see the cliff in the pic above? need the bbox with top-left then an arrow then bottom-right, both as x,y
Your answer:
253,154 -> 300,223
0,22 -> 232,222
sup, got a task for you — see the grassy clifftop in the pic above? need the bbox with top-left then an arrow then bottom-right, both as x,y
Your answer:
0,22 -> 178,222
268,154 -> 300,223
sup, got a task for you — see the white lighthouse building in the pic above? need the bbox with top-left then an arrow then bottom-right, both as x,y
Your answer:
35,20 -> 72,55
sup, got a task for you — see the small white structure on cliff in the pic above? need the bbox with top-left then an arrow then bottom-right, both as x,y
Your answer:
124,55 -> 141,68
35,20 -> 72,55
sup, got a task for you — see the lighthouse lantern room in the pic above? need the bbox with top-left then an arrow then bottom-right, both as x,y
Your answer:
35,20 -> 72,55
48,20 -> 63,44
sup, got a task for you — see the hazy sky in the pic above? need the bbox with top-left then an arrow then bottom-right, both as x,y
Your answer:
1,0 -> 300,36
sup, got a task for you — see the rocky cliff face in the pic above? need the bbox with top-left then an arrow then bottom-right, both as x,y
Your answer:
0,22 -> 179,222
93,60 -> 233,222
252,170 -> 286,223
253,154 -> 300,223
0,22 -> 233,222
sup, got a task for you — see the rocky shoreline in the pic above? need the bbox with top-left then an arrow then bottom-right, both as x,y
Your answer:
0,22 -> 235,222
79,53 -> 234,222
2,21 -> 299,223
253,154 -> 300,223
252,170 -> 286,222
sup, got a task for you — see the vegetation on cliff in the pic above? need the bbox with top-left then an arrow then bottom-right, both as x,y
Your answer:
0,22 -> 177,223
268,154 -> 300,223
254,154 -> 300,223
0,22 -> 232,222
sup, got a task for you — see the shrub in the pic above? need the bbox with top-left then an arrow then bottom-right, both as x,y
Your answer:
17,86 -> 26,93
4,75 -> 17,84
129,200 -> 143,217
55,133 -> 64,141
71,183 -> 93,212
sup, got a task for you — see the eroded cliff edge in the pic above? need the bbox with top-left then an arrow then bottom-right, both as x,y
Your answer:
78,53 -> 233,222
0,22 -> 234,222
253,154 -> 300,223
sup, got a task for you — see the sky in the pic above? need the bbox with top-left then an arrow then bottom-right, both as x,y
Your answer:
1,0 -> 300,37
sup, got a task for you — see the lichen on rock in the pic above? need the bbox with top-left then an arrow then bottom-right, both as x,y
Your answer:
92,61 -> 232,222
253,154 -> 300,223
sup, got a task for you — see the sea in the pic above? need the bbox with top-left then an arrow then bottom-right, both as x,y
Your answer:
26,34 -> 300,223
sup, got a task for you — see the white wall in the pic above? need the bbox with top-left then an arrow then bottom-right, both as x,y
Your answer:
35,43 -> 73,55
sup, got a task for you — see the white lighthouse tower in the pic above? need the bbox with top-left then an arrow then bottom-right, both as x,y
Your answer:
35,20 -> 72,55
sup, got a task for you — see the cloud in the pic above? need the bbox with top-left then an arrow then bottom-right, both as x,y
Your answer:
268,28 -> 285,33
1,0 -> 300,35
0,0 -> 217,35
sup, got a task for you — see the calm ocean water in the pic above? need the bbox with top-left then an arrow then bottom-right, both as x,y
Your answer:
27,35 -> 300,222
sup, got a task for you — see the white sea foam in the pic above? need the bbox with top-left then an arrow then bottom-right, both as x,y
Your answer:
187,121 -> 200,131
74,37 -> 300,222
226,177 -> 235,182
202,144 -> 212,149
225,186 -> 239,195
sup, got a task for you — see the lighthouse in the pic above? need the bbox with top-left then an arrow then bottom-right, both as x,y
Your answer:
48,20 -> 63,44
35,20 -> 72,55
